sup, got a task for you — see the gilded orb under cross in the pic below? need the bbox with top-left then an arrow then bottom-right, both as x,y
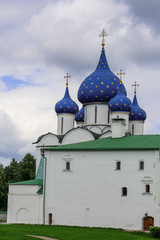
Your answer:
64,73 -> 71,87
99,29 -> 108,46
117,69 -> 125,83
132,82 -> 139,95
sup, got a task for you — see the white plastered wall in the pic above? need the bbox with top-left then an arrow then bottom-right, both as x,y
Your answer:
57,113 -> 75,135
111,112 -> 129,131
36,133 -> 59,171
129,121 -> 144,135
62,128 -> 95,145
84,104 -> 109,125
7,185 -> 43,224
44,149 -> 160,230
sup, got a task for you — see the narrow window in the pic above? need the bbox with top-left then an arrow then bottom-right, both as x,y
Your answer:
95,106 -> 97,123
146,184 -> 150,193
132,124 -> 134,135
85,106 -> 87,124
108,110 -> 110,124
122,187 -> 127,196
116,161 -> 121,170
139,161 -> 144,170
66,161 -> 70,170
61,117 -> 63,134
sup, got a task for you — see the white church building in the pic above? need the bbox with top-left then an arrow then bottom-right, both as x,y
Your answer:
7,30 -> 160,231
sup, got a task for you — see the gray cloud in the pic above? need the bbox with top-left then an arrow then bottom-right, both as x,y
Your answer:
0,110 -> 27,161
120,0 -> 160,34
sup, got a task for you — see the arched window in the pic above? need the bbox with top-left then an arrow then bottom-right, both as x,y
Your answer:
122,187 -> 127,196
146,184 -> 150,193
66,161 -> 70,170
132,124 -> 134,135
116,161 -> 121,170
139,161 -> 144,170
61,117 -> 63,134
95,106 -> 97,123
49,213 -> 52,225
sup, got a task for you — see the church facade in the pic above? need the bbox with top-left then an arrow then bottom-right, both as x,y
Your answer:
7,30 -> 160,230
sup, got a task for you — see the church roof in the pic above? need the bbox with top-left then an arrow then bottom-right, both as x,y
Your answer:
35,156 -> 44,180
9,179 -> 43,185
10,156 -> 44,186
44,135 -> 160,151
78,46 -> 127,104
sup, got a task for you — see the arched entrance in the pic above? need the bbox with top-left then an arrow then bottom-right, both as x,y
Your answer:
49,213 -> 52,225
16,208 -> 29,223
143,216 -> 154,230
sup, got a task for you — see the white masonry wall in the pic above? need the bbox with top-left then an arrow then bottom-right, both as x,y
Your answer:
7,185 -> 43,224
44,149 -> 160,230
57,113 -> 75,135
84,104 -> 109,125
129,121 -> 144,135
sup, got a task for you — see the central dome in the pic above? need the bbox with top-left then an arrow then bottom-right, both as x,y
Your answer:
78,46 -> 126,104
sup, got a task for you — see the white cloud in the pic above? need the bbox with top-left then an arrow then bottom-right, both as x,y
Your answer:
0,157 -> 12,167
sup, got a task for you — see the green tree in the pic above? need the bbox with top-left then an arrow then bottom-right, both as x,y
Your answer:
1,153 -> 36,210
19,153 -> 36,181
5,158 -> 21,183
0,164 -> 7,210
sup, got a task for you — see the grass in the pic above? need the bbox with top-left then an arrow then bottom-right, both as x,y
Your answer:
0,224 -> 154,240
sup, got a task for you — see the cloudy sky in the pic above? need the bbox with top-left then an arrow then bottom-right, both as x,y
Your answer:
0,0 -> 160,166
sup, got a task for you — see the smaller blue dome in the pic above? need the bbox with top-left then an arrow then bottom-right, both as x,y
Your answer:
129,95 -> 146,121
75,106 -> 84,122
55,84 -> 79,114
108,83 -> 132,112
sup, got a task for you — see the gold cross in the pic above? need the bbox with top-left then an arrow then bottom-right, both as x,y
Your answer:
99,29 -> 108,46
117,69 -> 125,84
64,73 -> 71,87
132,81 -> 139,95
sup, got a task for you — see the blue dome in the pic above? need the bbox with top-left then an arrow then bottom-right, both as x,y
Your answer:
108,83 -> 132,112
75,106 -> 84,122
55,84 -> 79,114
78,46 -> 127,104
129,95 -> 146,121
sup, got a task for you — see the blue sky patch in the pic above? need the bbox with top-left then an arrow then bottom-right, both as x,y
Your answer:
1,75 -> 31,91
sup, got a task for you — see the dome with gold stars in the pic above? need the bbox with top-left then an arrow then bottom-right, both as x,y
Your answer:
108,82 -> 132,112
129,95 -> 146,121
78,46 -> 126,104
55,83 -> 79,114
75,106 -> 84,122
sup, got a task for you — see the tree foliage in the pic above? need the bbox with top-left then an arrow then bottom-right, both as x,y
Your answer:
0,153 -> 36,210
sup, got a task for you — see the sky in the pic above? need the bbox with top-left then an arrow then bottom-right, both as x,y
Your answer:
0,0 -> 160,166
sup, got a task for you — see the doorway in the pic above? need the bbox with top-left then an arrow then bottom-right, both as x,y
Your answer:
49,213 -> 52,225
143,216 -> 154,230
